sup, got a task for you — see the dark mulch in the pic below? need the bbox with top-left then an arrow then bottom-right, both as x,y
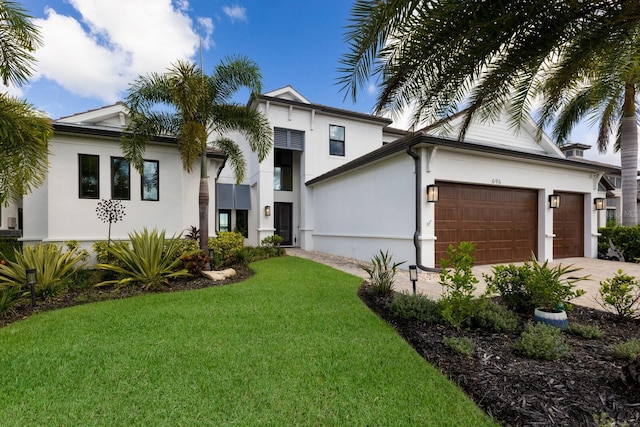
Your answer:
0,264 -> 254,329
358,285 -> 640,427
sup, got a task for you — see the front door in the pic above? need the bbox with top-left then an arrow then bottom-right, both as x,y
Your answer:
274,202 -> 293,246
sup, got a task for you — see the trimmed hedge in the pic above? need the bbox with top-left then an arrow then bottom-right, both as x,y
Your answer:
598,226 -> 640,262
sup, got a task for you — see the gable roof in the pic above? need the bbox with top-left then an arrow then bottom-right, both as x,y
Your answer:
425,110 -> 565,158
57,102 -> 130,127
307,130 -> 619,187
249,86 -> 393,126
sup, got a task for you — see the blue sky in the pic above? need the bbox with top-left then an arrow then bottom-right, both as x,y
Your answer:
16,0 -> 375,119
10,0 -> 622,165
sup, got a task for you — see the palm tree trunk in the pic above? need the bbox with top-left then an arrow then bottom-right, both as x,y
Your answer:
199,153 -> 210,267
620,84 -> 638,226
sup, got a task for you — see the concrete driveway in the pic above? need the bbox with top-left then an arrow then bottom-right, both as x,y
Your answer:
287,249 -> 640,311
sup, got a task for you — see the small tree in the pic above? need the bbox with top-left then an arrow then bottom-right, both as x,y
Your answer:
96,199 -> 126,247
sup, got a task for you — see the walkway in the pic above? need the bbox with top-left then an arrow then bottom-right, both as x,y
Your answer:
287,248 -> 640,310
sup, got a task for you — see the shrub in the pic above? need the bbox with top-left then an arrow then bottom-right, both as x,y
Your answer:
484,258 -> 587,312
96,228 -> 195,290
0,286 -> 21,315
439,242 -> 478,329
513,322 -> 570,360
598,226 -> 640,262
390,292 -> 442,324
466,299 -> 520,332
483,263 -> 533,312
180,251 -> 210,275
596,270 -> 640,319
362,250 -> 405,296
0,243 -> 87,301
0,237 -> 21,263
566,323 -> 604,340
209,231 -> 245,269
610,339 -> 640,361
443,336 -> 475,358
261,235 -> 284,256
93,240 -> 113,264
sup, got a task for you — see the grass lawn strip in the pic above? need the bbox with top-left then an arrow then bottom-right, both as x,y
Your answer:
0,256 -> 496,426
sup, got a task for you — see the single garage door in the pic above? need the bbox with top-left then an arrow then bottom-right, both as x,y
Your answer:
553,192 -> 584,259
435,182 -> 538,266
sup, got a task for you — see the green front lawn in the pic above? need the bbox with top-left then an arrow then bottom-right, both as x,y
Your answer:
0,256 -> 496,426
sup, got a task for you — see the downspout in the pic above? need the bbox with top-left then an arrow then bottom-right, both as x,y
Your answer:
406,141 -> 440,273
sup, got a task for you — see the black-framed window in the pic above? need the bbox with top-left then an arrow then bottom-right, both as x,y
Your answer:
219,210 -> 231,232
329,124 -> 345,156
235,210 -> 248,238
79,154 -> 99,199
141,160 -> 159,201
111,157 -> 130,200
274,149 -> 293,191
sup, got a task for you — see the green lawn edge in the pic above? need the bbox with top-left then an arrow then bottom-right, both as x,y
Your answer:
0,256 -> 497,426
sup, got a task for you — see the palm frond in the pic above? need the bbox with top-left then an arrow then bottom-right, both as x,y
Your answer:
213,137 -> 246,184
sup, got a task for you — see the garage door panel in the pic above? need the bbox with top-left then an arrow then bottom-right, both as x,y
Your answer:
553,192 -> 584,258
435,182 -> 538,266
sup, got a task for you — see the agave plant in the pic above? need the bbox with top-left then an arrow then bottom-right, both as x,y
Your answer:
362,250 -> 405,296
96,228 -> 196,290
0,243 -> 87,300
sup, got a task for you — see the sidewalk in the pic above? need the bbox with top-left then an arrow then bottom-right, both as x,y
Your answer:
287,248 -> 640,310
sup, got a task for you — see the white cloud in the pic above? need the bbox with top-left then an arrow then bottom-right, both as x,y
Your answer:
222,5 -> 247,23
31,0 -> 203,104
197,17 -> 214,49
1,83 -> 24,98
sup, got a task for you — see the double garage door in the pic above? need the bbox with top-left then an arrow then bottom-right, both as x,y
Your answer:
435,183 -> 583,266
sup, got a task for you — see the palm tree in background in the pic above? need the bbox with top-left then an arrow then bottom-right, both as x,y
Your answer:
539,35 -> 640,225
122,58 -> 272,256
0,1 -> 52,205
339,0 -> 640,225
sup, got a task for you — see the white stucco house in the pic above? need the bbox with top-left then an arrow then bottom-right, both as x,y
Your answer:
1,86 -> 619,268
16,103 -> 226,252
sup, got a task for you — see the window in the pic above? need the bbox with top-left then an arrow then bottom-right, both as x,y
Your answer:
79,154 -> 99,199
274,149 -> 293,191
235,210 -> 248,238
329,125 -> 345,156
111,157 -> 130,200
141,160 -> 159,201
219,210 -> 231,232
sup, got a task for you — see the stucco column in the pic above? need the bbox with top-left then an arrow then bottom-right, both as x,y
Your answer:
539,189 -> 555,261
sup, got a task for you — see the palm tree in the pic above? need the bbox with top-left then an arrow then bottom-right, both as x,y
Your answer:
0,1 -> 52,205
0,0 -> 42,86
339,0 -> 640,224
538,38 -> 640,226
122,58 -> 272,255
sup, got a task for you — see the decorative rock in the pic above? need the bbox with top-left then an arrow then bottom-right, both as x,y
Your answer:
202,268 -> 236,281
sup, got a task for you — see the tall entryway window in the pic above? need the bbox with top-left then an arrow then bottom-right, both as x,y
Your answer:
274,202 -> 293,246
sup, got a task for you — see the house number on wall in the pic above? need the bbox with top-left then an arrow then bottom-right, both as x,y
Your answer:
492,178 -> 502,184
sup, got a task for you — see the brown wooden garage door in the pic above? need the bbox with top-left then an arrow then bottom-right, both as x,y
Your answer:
553,192 -> 584,258
435,182 -> 538,266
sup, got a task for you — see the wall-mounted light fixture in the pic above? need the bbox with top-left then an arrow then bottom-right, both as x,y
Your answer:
548,194 -> 560,209
409,265 -> 418,295
426,184 -> 439,202
264,205 -> 271,216
594,197 -> 606,211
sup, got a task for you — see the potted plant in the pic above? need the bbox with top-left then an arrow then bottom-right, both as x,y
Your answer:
527,258 -> 587,330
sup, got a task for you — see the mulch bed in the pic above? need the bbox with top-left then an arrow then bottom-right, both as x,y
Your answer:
0,264 -> 254,329
358,285 -> 640,427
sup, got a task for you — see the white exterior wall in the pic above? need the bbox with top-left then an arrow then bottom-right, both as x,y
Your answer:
22,133 -> 221,257
311,153 -> 415,264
